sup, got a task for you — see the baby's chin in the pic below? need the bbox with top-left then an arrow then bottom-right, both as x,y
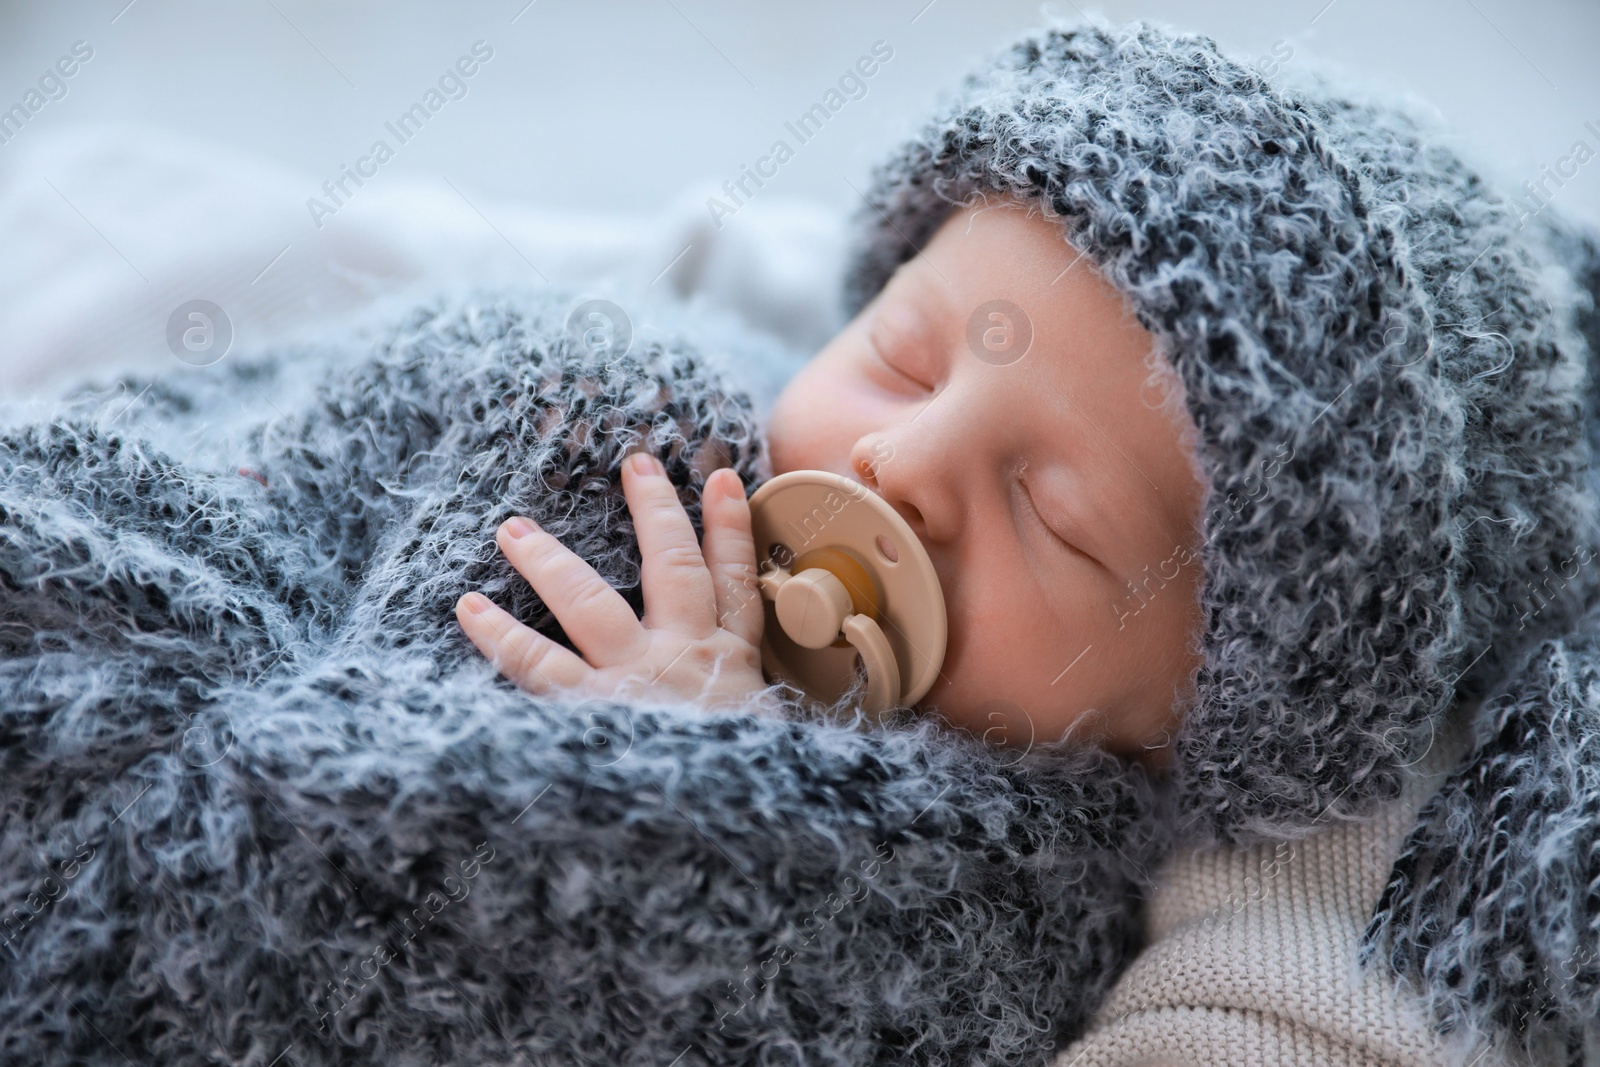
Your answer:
915,686 -> 1174,767
913,686 -> 1040,751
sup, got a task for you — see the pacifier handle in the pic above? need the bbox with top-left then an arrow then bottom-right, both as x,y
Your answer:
841,614 -> 901,713
760,566 -> 903,711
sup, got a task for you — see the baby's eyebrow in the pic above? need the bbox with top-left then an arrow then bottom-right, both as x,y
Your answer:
868,298 -> 925,352
875,274 -> 948,351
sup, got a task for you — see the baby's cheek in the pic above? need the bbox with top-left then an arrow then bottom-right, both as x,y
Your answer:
916,617 -> 1025,744
764,400 -> 818,478
966,580 -> 1134,747
767,361 -> 888,480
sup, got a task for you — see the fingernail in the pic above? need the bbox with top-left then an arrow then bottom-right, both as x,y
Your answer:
502,516 -> 538,539
462,592 -> 491,615
629,451 -> 657,476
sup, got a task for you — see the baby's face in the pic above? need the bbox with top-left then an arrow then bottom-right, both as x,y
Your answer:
765,197 -> 1207,764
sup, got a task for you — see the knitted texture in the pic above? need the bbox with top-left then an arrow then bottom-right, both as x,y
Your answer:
0,286 -> 1162,1065
1363,624 -> 1600,1066
839,16 -> 1600,1058
1057,704 -> 1488,1067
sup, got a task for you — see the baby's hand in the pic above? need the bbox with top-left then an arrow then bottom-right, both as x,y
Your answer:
455,452 -> 769,713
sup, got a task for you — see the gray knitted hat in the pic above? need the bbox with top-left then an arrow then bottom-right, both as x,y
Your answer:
842,17 -> 1600,844
841,22 -> 1600,1057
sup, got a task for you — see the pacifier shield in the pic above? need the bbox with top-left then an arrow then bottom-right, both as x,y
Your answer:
746,470 -> 947,716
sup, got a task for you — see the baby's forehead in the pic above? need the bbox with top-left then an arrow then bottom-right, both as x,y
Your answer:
885,218 -> 1142,368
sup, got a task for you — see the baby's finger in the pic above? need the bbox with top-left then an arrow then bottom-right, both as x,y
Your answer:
455,592 -> 589,694
701,468 -> 763,647
495,517 -> 646,667
622,452 -> 719,638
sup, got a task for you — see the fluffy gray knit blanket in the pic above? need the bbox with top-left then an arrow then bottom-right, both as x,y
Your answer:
0,288 -> 1162,1066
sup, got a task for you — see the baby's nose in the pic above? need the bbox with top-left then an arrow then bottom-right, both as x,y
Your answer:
850,447 -> 928,540
850,433 -> 893,490
853,443 -> 956,556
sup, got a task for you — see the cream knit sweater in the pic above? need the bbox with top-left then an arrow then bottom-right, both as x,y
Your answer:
1054,706 -> 1510,1067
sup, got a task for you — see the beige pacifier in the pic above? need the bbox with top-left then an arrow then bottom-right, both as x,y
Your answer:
745,470 -> 947,721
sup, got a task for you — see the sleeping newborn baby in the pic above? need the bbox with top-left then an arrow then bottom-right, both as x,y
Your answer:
452,17 -> 1600,1061
7,21 -> 1589,1065
456,195 -> 1210,767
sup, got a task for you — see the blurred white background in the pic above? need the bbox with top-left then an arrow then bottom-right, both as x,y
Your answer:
1,0 -> 1596,402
